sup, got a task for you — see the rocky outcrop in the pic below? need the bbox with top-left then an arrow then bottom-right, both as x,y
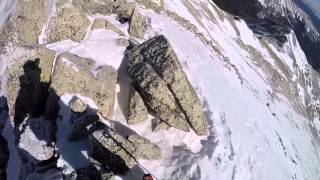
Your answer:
49,52 -> 117,119
129,62 -> 190,132
128,8 -> 146,39
127,35 -> 207,135
46,6 -> 90,43
91,18 -> 126,36
73,0 -> 113,15
16,0 -> 48,46
128,86 -> 148,124
6,47 -> 55,125
151,118 -> 170,132
69,97 -> 88,114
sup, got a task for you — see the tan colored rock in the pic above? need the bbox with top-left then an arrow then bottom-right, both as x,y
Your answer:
128,86 -> 148,124
114,0 -> 135,22
16,0 -> 48,46
73,0 -> 114,15
47,6 -> 90,43
69,97 -> 88,113
128,8 -> 146,39
49,52 -> 117,119
91,18 -> 107,30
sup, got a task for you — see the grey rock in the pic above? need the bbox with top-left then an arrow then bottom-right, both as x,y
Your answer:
128,134 -> 162,160
46,6 -> 90,43
69,97 -> 88,113
128,8 -> 146,39
89,126 -> 136,174
127,35 -> 208,135
128,62 -> 190,132
49,52 -> 117,119
128,86 -> 148,124
151,118 -> 170,132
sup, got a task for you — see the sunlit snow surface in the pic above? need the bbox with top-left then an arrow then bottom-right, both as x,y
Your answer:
1,0 -> 320,180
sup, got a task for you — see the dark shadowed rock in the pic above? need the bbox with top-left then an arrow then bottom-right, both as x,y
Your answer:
128,62 -> 190,132
127,35 -> 207,135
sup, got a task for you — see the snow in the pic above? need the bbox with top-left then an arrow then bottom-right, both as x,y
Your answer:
1,0 -> 320,180
0,0 -> 15,27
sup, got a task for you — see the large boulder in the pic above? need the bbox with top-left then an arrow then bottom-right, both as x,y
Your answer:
16,0 -> 48,46
127,35 -> 208,135
6,47 -> 55,125
114,0 -> 135,22
128,62 -> 190,132
46,6 -> 90,43
128,86 -> 148,124
49,52 -> 117,119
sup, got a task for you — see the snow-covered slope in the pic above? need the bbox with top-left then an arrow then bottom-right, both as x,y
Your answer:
1,0 -> 320,180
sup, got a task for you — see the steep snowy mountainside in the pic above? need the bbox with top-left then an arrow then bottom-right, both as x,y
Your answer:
0,0 -> 320,180
213,0 -> 320,71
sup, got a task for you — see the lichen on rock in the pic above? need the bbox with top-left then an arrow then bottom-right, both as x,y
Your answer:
128,85 -> 148,124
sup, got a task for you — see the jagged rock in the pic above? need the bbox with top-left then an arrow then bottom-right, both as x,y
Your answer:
69,97 -> 88,113
18,117 -> 55,161
69,162 -> 114,180
128,134 -> 161,160
151,118 -> 170,132
128,86 -> 148,124
114,0 -> 135,22
16,0 -> 48,46
49,52 -> 117,119
91,19 -> 108,30
46,6 -> 90,43
6,47 -> 55,125
128,8 -> 146,39
89,126 -> 136,174
73,0 -> 113,15
128,62 -> 189,132
127,35 -> 208,135
68,114 -> 99,141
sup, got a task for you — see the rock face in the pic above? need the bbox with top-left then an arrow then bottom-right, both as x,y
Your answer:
129,62 -> 190,132
6,47 -> 55,125
127,35 -> 208,135
151,118 -> 170,132
128,8 -> 146,39
73,0 -> 113,15
16,0 -> 48,46
49,52 -> 117,119
46,6 -> 90,43
128,134 -> 161,160
128,86 -> 148,124
114,0 -> 135,22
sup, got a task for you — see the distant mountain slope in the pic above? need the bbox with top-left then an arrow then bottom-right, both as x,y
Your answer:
213,0 -> 320,70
